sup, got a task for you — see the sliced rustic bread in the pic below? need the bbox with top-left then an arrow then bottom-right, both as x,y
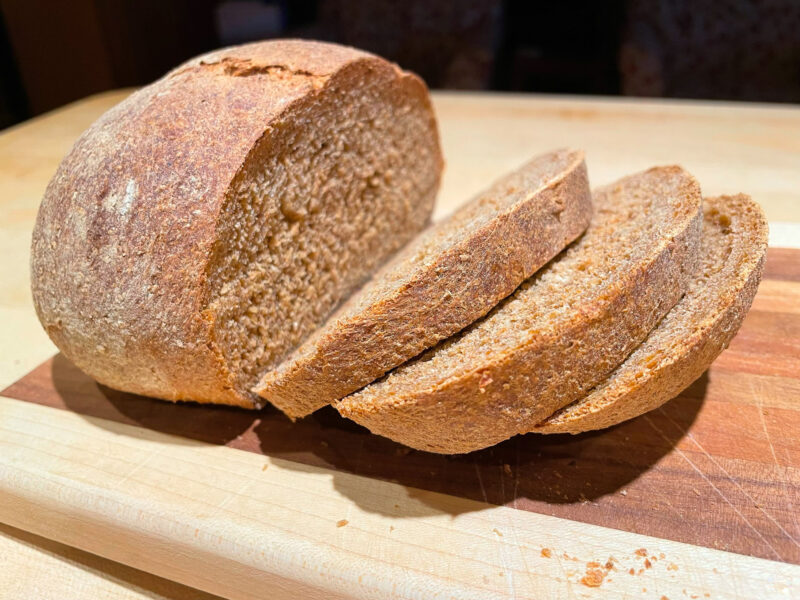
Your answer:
31,40 -> 443,408
535,194 -> 768,434
254,149 -> 592,417
337,166 -> 703,453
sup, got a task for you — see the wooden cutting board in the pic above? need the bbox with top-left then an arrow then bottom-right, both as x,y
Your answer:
3,90 -> 800,599
1,247 -> 799,599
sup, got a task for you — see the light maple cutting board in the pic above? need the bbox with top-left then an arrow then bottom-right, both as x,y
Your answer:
1,91 -> 800,599
1,246 -> 798,599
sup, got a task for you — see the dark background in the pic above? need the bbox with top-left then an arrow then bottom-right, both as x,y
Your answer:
1,0 -> 799,129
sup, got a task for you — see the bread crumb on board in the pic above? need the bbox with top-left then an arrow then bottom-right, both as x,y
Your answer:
541,548 -> 552,558
580,562 -> 607,588
336,519 -> 348,528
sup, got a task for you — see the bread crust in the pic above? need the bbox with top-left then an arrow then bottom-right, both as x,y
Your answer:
337,167 -> 703,453
30,40 -> 441,408
536,194 -> 768,434
255,149 -> 592,418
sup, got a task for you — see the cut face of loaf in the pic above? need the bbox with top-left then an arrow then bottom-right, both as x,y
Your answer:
254,149 -> 592,418
536,194 -> 768,434
337,166 -> 703,454
30,40 -> 443,408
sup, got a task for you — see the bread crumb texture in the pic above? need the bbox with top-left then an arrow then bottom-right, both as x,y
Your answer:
255,148 -> 592,417
30,40 -> 442,407
537,194 -> 767,433
338,166 -> 702,453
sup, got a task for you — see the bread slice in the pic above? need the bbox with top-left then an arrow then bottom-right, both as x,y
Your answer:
31,40 -> 443,408
254,149 -> 592,417
337,166 -> 703,453
535,194 -> 768,434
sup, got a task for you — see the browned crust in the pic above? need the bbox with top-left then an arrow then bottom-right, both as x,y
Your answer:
255,150 -> 592,418
536,194 -> 768,434
30,40 -> 440,408
337,167 -> 703,454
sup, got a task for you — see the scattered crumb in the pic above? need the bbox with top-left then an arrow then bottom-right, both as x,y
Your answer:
554,471 -> 563,479
541,548 -> 552,558
261,464 -> 269,471
562,552 -> 580,561
620,489 -> 627,496
336,519 -> 348,528
638,568 -> 644,575
394,447 -> 411,456
503,463 -> 512,476
660,553 -> 666,559
389,526 -> 394,532
628,568 -> 635,575
493,528 -> 503,537
650,555 -> 658,562
580,564 -> 607,588
644,558 -> 652,569
635,548 -> 648,557
194,528 -> 199,537
667,563 -> 679,571
579,559 -> 615,588
394,504 -> 400,509
661,596 -> 669,600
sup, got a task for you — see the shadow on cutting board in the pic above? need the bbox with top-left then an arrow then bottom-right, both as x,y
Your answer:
30,353 -> 705,520
49,355 -> 707,516
256,377 -> 706,517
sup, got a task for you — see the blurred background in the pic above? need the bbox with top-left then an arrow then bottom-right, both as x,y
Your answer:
1,0 -> 798,129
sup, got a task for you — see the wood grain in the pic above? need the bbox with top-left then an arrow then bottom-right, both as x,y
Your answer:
5,248 -> 800,568
2,395 -> 798,600
0,522 -> 222,600
2,89 -> 799,597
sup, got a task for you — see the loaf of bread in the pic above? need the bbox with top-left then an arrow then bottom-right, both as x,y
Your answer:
31,39 -> 767,455
536,194 -> 768,434
30,40 -> 443,408
337,166 -> 703,453
255,149 -> 592,418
